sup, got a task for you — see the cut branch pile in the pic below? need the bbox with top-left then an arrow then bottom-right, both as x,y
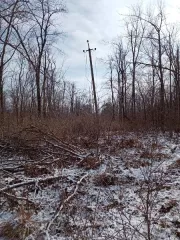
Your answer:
0,125 -> 92,219
0,125 -> 90,172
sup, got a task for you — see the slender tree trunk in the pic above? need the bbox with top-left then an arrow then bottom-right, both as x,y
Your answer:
42,53 -> 47,118
132,63 -> 136,118
124,73 -> 127,117
117,71 -> 121,121
158,31 -> 165,131
36,66 -> 41,117
70,84 -> 75,114
176,48 -> 180,124
0,65 -> 4,122
110,66 -> 115,120
61,81 -> 66,114
151,67 -> 155,125
121,69 -> 125,121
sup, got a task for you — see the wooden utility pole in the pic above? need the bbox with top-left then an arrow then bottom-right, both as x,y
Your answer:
83,40 -> 98,116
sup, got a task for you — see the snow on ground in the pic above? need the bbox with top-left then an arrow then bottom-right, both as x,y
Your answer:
0,131 -> 180,239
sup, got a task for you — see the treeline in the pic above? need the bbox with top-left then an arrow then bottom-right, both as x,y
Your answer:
0,0 -> 94,124
1,1 -> 180,132
103,3 -> 180,131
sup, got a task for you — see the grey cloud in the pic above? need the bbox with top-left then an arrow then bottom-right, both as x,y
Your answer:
57,0 -> 180,89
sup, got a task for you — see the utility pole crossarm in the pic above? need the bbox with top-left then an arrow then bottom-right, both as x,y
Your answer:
83,40 -> 96,53
83,40 -> 98,116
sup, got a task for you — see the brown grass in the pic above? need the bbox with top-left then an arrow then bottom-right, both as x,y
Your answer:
0,222 -> 33,240
24,164 -> 51,177
159,199 -> 177,213
125,159 -> 150,169
176,230 -> 180,238
0,222 -> 22,239
0,113 -> 149,145
0,114 -> 104,141
140,150 -> 168,160
116,138 -> 143,149
93,173 -> 117,187
0,206 -> 34,240
169,159 -> 180,169
77,156 -> 102,170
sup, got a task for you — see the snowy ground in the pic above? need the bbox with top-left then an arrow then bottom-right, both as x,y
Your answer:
0,131 -> 180,239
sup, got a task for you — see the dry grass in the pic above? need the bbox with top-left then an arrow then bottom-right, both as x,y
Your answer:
0,222 -> 23,240
159,199 -> 178,213
125,159 -> 150,169
24,164 -> 51,177
116,138 -> 143,149
0,207 -> 34,240
159,219 -> 170,228
140,150 -> 168,160
169,159 -> 180,169
93,173 -> 117,187
0,113 -> 145,145
176,230 -> 180,238
0,114 -> 100,141
77,156 -> 102,170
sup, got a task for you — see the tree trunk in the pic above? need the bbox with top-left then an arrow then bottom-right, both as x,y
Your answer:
110,66 -> 115,120
158,30 -> 165,131
0,65 -> 4,122
36,68 -> 41,117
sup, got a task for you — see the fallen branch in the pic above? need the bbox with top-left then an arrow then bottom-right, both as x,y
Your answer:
18,125 -> 84,153
0,166 -> 24,173
45,139 -> 84,159
0,175 -> 63,193
46,173 -> 88,232
2,192 -> 35,205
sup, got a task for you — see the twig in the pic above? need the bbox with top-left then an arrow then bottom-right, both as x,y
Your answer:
46,173 -> 88,232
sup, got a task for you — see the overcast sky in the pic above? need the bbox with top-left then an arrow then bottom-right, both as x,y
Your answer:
56,0 -> 180,93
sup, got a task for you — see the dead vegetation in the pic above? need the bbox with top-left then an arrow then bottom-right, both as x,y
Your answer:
0,125 -> 89,173
118,138 -> 142,149
24,165 -> 51,177
0,125 -> 92,238
0,207 -> 35,240
93,172 -> 118,186
169,159 -> 180,169
125,159 -> 150,168
159,200 -> 178,213
77,156 -> 102,170
140,150 -> 168,160
0,125 -> 180,240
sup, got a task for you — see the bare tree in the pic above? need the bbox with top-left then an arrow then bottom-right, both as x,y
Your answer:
0,0 -> 22,120
113,40 -> 129,122
4,0 -> 66,117
132,3 -> 167,130
106,55 -> 116,120
125,5 -> 145,119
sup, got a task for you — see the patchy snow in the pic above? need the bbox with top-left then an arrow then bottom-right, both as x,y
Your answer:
0,132 -> 180,239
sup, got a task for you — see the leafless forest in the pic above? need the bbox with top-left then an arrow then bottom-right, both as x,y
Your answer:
0,1 -> 180,240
